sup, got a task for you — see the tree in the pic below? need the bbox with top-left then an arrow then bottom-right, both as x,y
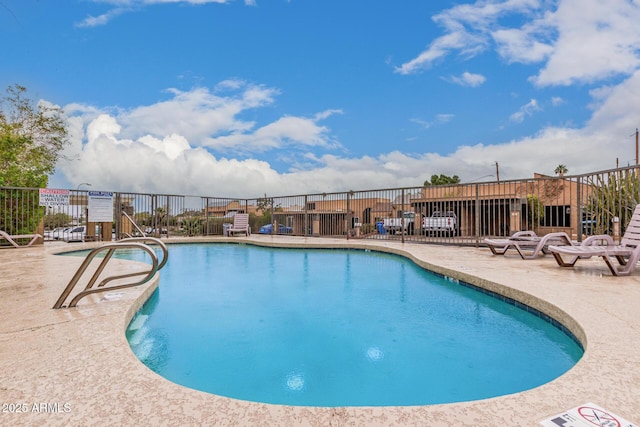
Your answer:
525,194 -> 545,230
0,85 -> 69,236
43,212 -> 72,229
154,207 -> 167,225
0,133 -> 50,187
0,84 -> 68,187
256,195 -> 273,213
554,164 -> 568,176
424,174 -> 460,186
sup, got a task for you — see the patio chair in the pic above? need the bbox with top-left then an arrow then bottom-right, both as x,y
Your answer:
548,205 -> 640,276
0,230 -> 42,248
483,231 -> 575,260
227,213 -> 250,237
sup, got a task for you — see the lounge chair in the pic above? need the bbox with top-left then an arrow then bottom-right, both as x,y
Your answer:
549,205 -> 640,276
483,231 -> 539,255
483,231 -> 575,260
227,213 -> 250,237
0,230 -> 42,248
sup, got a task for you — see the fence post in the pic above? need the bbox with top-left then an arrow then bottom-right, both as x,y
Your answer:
346,191 -> 350,240
576,176 -> 582,242
270,197 -> 275,236
400,189 -> 405,243
303,195 -> 308,237
475,184 -> 481,245
115,192 -> 121,240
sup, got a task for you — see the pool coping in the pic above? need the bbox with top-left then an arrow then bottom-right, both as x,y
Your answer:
1,236 -> 639,426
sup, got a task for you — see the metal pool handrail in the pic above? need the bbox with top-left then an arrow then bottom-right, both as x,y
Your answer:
52,237 -> 169,309
118,237 -> 169,270
120,209 -> 148,238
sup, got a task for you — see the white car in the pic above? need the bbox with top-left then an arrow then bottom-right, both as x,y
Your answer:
48,227 -> 71,240
144,227 -> 168,236
43,227 -> 61,240
62,226 -> 86,242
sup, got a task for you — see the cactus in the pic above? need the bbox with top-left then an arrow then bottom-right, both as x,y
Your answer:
585,169 -> 640,235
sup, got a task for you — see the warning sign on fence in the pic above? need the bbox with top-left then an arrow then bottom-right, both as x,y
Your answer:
88,191 -> 114,222
39,188 -> 70,207
540,402 -> 637,427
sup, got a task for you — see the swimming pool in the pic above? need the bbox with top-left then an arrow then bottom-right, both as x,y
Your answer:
126,243 -> 583,407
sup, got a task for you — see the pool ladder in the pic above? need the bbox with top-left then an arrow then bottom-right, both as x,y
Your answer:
52,237 -> 169,309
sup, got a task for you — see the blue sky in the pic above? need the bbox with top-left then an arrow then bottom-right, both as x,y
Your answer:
2,0 -> 640,197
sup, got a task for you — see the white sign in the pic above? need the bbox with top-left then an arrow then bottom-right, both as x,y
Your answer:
541,402 -> 638,427
39,188 -> 70,207
88,191 -> 114,222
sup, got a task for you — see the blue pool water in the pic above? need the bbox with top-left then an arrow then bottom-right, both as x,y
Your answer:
125,243 -> 583,407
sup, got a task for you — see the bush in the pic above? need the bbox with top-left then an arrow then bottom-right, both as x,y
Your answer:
0,188 -> 44,235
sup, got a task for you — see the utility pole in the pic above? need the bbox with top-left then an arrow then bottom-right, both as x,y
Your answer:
636,128 -> 638,167
495,161 -> 500,181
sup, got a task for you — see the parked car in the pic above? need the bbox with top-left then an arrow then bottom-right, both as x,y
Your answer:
144,227 -> 168,235
44,227 -> 69,241
383,212 -> 420,234
50,227 -> 73,240
258,223 -> 293,234
422,211 -> 457,235
62,226 -> 86,242
581,219 -> 596,235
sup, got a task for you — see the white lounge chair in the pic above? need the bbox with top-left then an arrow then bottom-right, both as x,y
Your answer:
483,231 -> 575,260
227,213 -> 250,237
549,205 -> 640,276
0,230 -> 42,248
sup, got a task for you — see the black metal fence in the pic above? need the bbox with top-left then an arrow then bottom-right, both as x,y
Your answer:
2,166 -> 639,246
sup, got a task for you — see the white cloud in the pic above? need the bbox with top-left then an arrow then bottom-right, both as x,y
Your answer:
397,0 -> 640,88
492,26 -> 554,63
50,115 -> 617,197
89,0 -> 232,5
410,114 -> 454,130
395,0 -> 540,74
410,118 -> 431,130
118,84 -> 277,143
60,112 -> 280,196
69,84 -> 340,156
76,0 -> 245,27
450,72 -> 486,87
395,31 -> 483,75
436,114 -> 454,123
56,85 -> 343,196
54,68 -> 640,197
203,112 -> 342,153
59,104 -> 416,196
509,99 -> 541,123
533,0 -> 640,86
585,70 -> 640,133
75,8 -> 129,28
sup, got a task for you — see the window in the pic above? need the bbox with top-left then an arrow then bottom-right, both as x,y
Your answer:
543,205 -> 571,227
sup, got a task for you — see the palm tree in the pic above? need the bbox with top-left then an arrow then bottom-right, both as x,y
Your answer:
554,164 -> 568,176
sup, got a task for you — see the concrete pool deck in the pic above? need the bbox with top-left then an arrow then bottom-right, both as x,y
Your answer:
1,236 -> 639,426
